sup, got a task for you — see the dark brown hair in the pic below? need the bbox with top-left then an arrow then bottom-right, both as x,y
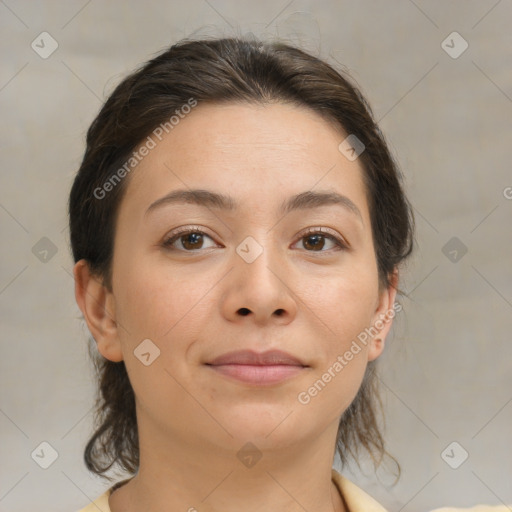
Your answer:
69,37 -> 414,480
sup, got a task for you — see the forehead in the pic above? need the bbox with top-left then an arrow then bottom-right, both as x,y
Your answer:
119,102 -> 369,219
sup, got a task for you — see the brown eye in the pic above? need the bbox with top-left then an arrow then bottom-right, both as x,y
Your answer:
181,232 -> 204,250
302,234 -> 326,251
163,230 -> 217,251
293,229 -> 346,252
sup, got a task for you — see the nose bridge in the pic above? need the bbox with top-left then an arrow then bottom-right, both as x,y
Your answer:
222,233 -> 297,324
239,237 -> 280,291
237,233 -> 281,296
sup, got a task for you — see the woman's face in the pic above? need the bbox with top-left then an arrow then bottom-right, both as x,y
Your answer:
96,102 -> 396,454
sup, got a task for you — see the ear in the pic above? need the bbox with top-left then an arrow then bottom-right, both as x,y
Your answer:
73,259 -> 123,362
367,269 -> 399,362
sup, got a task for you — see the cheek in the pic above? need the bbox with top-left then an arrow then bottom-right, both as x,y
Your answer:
112,264 -> 214,418
293,264 -> 378,413
296,291 -> 371,422
301,265 -> 379,347
113,260 -> 217,348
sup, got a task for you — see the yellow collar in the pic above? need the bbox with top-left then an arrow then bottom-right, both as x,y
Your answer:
78,471 -> 387,512
332,469 -> 388,512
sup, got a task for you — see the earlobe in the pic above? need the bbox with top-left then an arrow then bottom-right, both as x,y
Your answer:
73,259 -> 124,362
367,270 -> 399,362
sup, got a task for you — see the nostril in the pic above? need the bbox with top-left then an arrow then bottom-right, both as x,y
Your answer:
238,307 -> 251,316
274,309 -> 284,316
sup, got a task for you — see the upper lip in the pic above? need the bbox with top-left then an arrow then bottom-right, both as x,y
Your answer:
207,350 -> 306,367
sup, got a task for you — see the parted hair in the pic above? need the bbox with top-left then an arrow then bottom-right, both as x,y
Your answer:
68,37 -> 414,480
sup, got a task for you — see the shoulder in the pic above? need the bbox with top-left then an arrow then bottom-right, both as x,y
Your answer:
75,478 -> 133,512
83,473 -> 384,512
331,471 -> 511,512
430,507 -> 512,511
331,469 -> 389,512
75,490 -> 111,512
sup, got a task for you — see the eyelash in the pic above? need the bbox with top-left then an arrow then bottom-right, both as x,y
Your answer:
162,226 -> 348,252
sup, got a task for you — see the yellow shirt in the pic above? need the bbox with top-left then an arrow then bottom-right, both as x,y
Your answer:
75,470 -> 511,512
76,470 -> 386,512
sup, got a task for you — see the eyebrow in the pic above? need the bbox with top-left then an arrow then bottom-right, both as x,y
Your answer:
144,188 -> 363,222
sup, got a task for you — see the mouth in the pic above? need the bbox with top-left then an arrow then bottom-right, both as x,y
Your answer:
205,350 -> 308,386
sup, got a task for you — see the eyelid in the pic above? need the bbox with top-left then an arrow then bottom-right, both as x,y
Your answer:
165,225 -> 212,238
295,226 -> 349,250
162,225 -> 221,248
162,225 -> 349,251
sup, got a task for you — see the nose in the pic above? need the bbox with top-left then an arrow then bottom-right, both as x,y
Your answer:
220,244 -> 298,326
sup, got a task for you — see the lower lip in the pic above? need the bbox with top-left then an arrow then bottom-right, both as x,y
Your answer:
208,364 -> 305,385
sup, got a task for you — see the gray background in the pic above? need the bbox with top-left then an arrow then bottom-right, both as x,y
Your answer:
1,1 -> 511,511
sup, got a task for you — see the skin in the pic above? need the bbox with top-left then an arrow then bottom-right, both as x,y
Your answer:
74,102 -> 397,512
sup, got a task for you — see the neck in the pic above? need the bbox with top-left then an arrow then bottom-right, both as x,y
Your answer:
109,417 -> 347,512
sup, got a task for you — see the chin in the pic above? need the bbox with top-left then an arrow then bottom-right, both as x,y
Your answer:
216,403 -> 312,445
